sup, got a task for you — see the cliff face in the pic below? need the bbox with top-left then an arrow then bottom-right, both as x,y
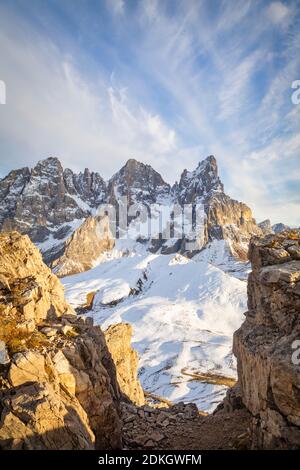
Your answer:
205,192 -> 261,259
0,158 -> 106,262
52,215 -> 115,277
0,232 -> 143,450
233,230 -> 300,449
0,156 -> 262,273
105,323 -> 144,406
107,158 -> 170,205
0,231 -> 74,327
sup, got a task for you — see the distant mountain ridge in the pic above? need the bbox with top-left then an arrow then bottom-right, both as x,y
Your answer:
0,155 -> 262,271
258,219 -> 291,235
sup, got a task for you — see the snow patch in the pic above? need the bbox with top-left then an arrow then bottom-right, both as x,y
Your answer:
63,251 -> 247,412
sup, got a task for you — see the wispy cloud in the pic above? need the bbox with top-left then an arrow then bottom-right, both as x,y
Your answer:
106,0 -> 125,16
266,1 -> 292,26
0,0 -> 299,225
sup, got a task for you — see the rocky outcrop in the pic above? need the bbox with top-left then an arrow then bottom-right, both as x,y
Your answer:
272,222 -> 291,233
233,229 -> 300,449
0,232 -> 143,450
0,314 -> 122,450
105,323 -> 144,406
258,219 -> 273,235
0,231 -> 74,329
204,192 -> 261,259
52,215 -> 115,277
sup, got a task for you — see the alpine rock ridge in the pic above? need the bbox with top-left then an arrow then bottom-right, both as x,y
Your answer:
0,155 -> 262,274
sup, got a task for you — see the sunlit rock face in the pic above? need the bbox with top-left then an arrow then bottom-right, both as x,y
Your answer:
52,215 -> 115,277
233,229 -> 300,449
0,232 -> 144,450
104,323 -> 145,406
0,231 -> 74,326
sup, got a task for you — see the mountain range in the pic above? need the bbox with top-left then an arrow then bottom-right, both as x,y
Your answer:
0,155 -> 296,419
0,155 -> 265,275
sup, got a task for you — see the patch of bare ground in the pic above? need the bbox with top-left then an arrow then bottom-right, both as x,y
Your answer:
121,400 -> 251,450
181,367 -> 237,388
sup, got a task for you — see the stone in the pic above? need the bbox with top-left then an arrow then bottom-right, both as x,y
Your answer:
16,319 -> 36,335
8,351 -> 46,386
123,415 -> 135,424
105,323 -> 144,406
0,382 -> 95,450
60,325 -> 75,336
260,261 -> 300,284
161,419 -> 170,427
52,350 -> 76,395
287,245 -> 300,260
0,340 -> 10,365
41,327 -> 57,337
144,440 -> 154,448
149,430 -> 165,442
156,412 -> 169,424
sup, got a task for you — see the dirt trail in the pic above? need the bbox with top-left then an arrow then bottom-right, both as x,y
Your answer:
121,400 -> 251,450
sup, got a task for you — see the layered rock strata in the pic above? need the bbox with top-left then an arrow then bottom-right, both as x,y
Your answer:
0,232 -> 143,450
105,323 -> 144,406
233,229 -> 300,449
52,215 -> 115,277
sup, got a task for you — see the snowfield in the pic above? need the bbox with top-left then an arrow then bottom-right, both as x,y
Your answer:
62,248 -> 247,413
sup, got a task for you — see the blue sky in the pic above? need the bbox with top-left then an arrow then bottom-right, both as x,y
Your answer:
0,0 -> 299,225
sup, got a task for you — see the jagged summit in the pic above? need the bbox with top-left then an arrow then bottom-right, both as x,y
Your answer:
258,219 -> 273,235
0,154 -> 261,265
107,158 -> 170,205
174,155 -> 224,204
273,222 -> 290,233
35,155 -> 62,167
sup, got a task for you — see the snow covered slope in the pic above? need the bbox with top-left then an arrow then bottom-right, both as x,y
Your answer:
63,251 -> 247,412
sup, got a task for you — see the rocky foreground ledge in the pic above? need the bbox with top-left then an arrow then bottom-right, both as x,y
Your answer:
0,232 -> 142,449
0,230 -> 299,450
233,229 -> 300,449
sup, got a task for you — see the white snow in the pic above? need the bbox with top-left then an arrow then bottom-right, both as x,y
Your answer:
62,250 -> 247,412
194,239 -> 251,280
36,218 -> 85,253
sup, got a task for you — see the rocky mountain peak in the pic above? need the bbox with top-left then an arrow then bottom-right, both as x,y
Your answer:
272,222 -> 290,233
258,219 -> 273,235
175,155 -> 224,204
0,155 -> 263,266
108,158 -> 170,205
33,156 -> 63,175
